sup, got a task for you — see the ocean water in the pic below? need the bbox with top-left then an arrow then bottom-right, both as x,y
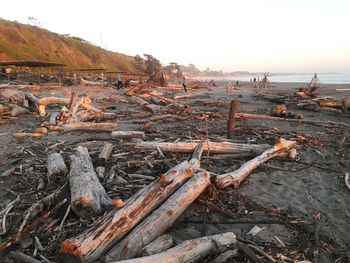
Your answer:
207,73 -> 350,84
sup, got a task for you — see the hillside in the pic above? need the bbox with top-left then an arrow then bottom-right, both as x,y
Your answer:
0,18 -> 142,73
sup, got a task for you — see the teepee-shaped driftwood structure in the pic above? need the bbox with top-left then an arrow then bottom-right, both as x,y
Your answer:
257,74 -> 272,94
297,73 -> 321,99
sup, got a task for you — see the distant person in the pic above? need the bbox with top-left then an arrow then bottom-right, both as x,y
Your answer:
253,77 -> 256,82
116,73 -> 123,89
5,67 -> 12,80
124,79 -> 130,88
182,77 -> 188,92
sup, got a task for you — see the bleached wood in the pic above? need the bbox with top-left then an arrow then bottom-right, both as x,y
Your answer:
134,140 -> 270,155
214,138 -> 296,189
47,152 -> 67,182
60,143 -> 204,263
139,234 -> 173,257
111,131 -> 145,139
110,232 -> 237,263
69,146 -> 113,218
106,171 -> 211,261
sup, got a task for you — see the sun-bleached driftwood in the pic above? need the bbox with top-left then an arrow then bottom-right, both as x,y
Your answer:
110,232 -> 237,263
133,140 -> 270,155
139,234 -> 173,257
69,146 -> 113,218
98,143 -> 114,165
236,112 -> 350,129
60,142 -> 204,263
47,152 -> 67,182
142,104 -> 165,114
50,122 -> 118,132
345,173 -> 350,192
111,131 -> 145,139
106,170 -> 211,261
215,138 -> 296,189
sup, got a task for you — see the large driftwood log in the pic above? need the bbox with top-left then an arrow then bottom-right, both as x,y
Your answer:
50,122 -> 118,132
111,131 -> 145,139
139,234 -> 173,257
60,143 -> 204,262
9,104 -> 30,117
134,140 -> 270,155
110,232 -> 237,263
215,138 -> 296,189
47,152 -> 67,182
236,113 -> 350,129
106,170 -> 211,261
69,146 -> 113,218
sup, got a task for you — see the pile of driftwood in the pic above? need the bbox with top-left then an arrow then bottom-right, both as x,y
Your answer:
0,135 -> 298,262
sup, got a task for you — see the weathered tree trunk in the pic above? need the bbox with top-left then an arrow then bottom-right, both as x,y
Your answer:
110,232 -> 237,263
214,138 -> 296,189
134,140 -> 270,155
98,143 -> 114,165
139,234 -> 173,257
106,170 -> 211,261
69,146 -> 113,218
47,152 -> 67,182
60,143 -> 204,263
50,122 -> 118,132
236,113 -> 350,129
111,131 -> 145,139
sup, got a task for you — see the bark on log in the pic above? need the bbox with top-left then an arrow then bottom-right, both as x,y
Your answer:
236,113 -> 350,129
106,170 -> 211,261
139,234 -> 173,257
110,232 -> 237,263
98,143 -> 114,165
69,146 -> 113,218
50,122 -> 118,132
111,131 -> 145,139
214,138 -> 296,189
60,142 -> 204,263
134,140 -> 270,155
47,152 -> 67,182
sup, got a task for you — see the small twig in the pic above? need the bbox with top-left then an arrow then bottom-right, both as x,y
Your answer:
247,244 -> 276,262
58,204 -> 71,232
0,204 -> 14,235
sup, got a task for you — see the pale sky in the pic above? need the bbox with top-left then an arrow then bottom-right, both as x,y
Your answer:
1,0 -> 350,73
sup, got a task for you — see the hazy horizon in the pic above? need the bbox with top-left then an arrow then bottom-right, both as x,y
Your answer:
1,0 -> 349,73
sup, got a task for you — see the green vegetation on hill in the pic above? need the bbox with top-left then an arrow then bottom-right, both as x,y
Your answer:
0,18 -> 143,74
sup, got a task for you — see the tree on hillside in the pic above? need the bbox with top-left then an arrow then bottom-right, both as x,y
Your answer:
133,55 -> 146,72
164,62 -> 183,78
143,54 -> 162,75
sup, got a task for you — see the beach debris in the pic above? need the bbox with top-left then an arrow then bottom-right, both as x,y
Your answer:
108,232 -> 237,263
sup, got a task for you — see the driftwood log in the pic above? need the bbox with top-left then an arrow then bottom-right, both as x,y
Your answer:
111,232 -> 237,263
236,112 -> 350,129
50,122 -> 118,132
69,146 -> 113,218
133,140 -> 270,155
47,152 -> 67,182
139,234 -> 173,257
111,131 -> 145,139
215,138 -> 296,189
60,142 -> 204,262
106,170 -> 211,261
